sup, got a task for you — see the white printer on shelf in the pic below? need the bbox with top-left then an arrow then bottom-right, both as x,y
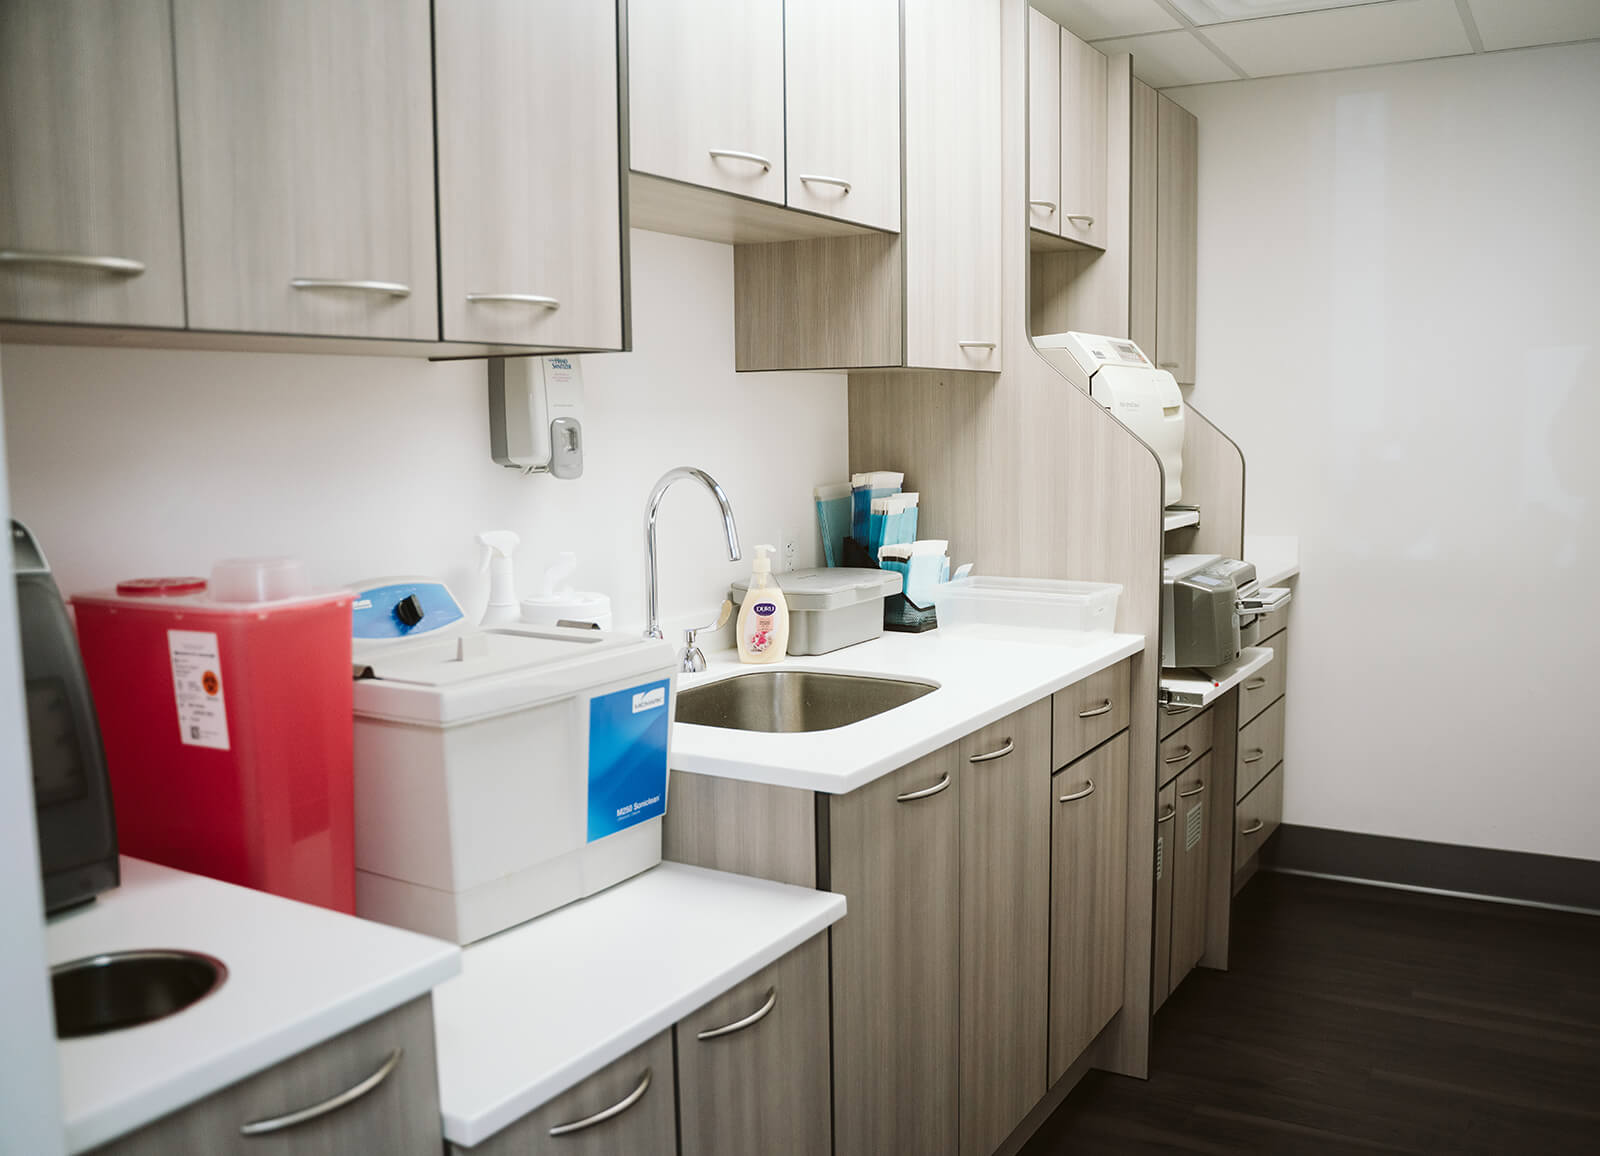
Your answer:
349,577 -> 677,944
1034,331 -> 1186,506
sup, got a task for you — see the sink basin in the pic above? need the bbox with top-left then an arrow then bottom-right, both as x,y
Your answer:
52,949 -> 228,1039
676,670 -> 936,733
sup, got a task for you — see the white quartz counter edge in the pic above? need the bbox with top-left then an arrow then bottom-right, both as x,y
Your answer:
670,629 -> 1145,794
1245,534 -> 1300,588
431,862 -> 846,1148
50,858 -> 460,1154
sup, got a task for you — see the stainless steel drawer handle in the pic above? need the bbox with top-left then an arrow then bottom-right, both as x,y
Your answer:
958,340 -> 997,350
1058,779 -> 1095,804
1164,704 -> 1193,716
1163,744 -> 1192,765
1064,213 -> 1096,226
696,987 -> 777,1041
239,1048 -> 401,1136
549,1069 -> 652,1137
1242,748 -> 1265,764
466,292 -> 561,309
1157,804 -> 1176,824
1078,699 -> 1113,719
896,772 -> 952,803
290,278 -> 411,298
1240,818 -> 1264,836
1158,362 -> 1180,369
1029,199 -> 1057,213
1178,781 -> 1206,798
799,173 -> 851,193
1243,677 -> 1269,690
1,249 -> 146,276
968,738 -> 1014,764
708,148 -> 772,172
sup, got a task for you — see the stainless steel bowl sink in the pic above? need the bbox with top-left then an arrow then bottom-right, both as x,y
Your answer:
676,670 -> 936,733
52,949 -> 228,1039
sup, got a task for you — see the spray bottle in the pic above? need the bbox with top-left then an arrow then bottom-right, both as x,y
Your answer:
477,531 -> 521,627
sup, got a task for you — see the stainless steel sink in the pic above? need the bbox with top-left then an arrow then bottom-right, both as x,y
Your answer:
52,949 -> 228,1039
675,670 -> 936,733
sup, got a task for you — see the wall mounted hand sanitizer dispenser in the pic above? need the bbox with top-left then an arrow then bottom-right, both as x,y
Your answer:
488,355 -> 585,479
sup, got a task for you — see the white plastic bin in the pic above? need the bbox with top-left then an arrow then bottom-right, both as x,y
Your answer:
935,576 -> 1121,634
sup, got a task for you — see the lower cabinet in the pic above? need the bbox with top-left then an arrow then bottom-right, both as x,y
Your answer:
95,996 -> 442,1155
1168,753 -> 1212,986
1235,763 -> 1284,874
1153,781 -> 1176,1011
456,1032 -> 676,1156
1048,730 -> 1129,1082
676,933 -> 832,1156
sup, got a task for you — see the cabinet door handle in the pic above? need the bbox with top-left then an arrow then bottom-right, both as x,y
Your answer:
957,340 -> 997,350
1028,199 -> 1057,213
708,148 -> 772,172
1064,213 -> 1096,226
1078,699 -> 1113,719
1157,804 -> 1176,824
239,1049 -> 401,1136
466,292 -> 561,310
1164,703 -> 1193,717
0,249 -> 146,276
548,1069 -> 652,1137
1244,677 -> 1269,690
968,738 -> 1014,764
1240,818 -> 1264,836
1178,781 -> 1206,798
798,173 -> 852,194
1163,744 -> 1192,765
695,987 -> 777,1041
896,772 -> 951,803
1158,362 -> 1180,369
1058,779 -> 1095,804
290,278 -> 411,298
1242,748 -> 1265,764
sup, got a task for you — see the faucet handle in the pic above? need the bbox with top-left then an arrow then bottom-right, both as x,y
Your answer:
680,600 -> 733,673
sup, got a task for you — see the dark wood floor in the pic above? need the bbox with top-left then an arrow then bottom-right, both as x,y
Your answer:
1021,871 -> 1600,1155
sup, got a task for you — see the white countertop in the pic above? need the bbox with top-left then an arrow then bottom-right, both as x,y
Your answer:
431,861 -> 845,1148
1245,534 -> 1300,588
671,627 -> 1145,793
49,858 -> 460,1154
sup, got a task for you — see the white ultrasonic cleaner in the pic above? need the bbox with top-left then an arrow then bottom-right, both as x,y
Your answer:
349,577 -> 677,944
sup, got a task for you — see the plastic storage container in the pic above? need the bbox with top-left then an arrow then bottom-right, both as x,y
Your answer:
934,576 -> 1122,635
730,567 -> 903,656
72,562 -> 356,913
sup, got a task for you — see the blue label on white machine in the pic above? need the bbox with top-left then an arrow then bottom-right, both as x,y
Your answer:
587,679 -> 671,842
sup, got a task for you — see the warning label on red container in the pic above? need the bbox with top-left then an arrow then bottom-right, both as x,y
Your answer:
168,630 -> 230,750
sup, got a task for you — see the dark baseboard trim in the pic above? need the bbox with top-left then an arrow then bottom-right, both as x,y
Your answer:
1263,825 -> 1600,915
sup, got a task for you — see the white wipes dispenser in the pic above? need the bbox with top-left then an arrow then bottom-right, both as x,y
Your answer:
520,551 -> 614,631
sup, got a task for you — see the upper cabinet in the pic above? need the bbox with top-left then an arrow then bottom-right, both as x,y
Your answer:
434,0 -> 624,350
1155,94 -> 1199,384
1027,8 -> 1061,235
174,0 -> 438,340
1060,29 -> 1109,251
0,0 -> 185,328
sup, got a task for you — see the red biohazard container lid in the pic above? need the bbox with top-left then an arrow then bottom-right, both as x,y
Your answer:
115,576 -> 208,597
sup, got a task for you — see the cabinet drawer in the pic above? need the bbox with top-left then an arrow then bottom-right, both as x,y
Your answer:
100,996 -> 440,1155
1158,699 -> 1208,740
1235,696 -> 1285,802
1052,660 -> 1130,769
677,934 -> 831,1156
1158,708 -> 1212,786
458,1030 -> 676,1156
1238,630 -> 1287,726
1234,763 -> 1283,868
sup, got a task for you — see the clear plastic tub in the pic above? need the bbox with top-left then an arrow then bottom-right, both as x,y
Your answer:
934,576 -> 1122,634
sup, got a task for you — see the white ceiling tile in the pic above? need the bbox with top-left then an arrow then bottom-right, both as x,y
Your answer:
1168,0 -> 1380,25
1465,0 -> 1600,51
1202,0 -> 1473,77
1093,29 -> 1241,87
1029,0 -> 1182,42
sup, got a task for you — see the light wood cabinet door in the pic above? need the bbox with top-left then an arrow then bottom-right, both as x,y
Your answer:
0,0 -> 184,327
1129,77 -> 1159,360
1048,731 -> 1129,1082
435,0 -> 623,350
628,0 -> 785,204
1052,658 -> 1131,769
1159,706 -> 1213,786
905,0 -> 1002,371
1028,7 -> 1061,236
1239,629 -> 1288,726
786,0 -> 901,231
1153,781 -> 1176,1010
958,701 -> 1051,1156
97,997 -> 441,1155
1235,762 -> 1284,871
1236,696 -> 1286,803
1059,29 -> 1108,250
1155,93 -> 1198,384
456,1031 -> 675,1156
174,0 -> 437,339
1169,753 -> 1211,990
676,933 -> 832,1156
829,744 -> 960,1156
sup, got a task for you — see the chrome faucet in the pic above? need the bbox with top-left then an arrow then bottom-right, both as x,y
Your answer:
644,468 -> 741,668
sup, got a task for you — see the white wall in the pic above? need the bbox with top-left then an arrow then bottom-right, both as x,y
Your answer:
1171,42 -> 1600,861
1,230 -> 848,643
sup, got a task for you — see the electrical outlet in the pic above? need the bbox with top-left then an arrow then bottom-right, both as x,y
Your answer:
781,533 -> 798,572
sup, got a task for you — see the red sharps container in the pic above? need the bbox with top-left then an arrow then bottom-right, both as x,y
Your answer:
72,558 -> 355,912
